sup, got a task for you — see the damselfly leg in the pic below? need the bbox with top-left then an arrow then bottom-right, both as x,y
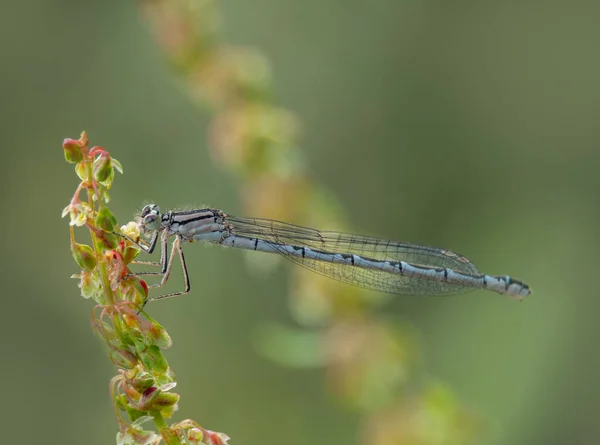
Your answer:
120,229 -> 191,306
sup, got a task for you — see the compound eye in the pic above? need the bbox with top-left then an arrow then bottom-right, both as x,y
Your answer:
140,204 -> 161,230
140,204 -> 152,218
141,204 -> 160,218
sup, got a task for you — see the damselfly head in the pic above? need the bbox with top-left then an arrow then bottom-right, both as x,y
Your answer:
138,204 -> 161,232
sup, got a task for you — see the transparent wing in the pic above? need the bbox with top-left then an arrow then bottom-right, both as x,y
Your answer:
227,216 -> 481,296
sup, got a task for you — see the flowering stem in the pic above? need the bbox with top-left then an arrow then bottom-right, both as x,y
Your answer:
63,132 -> 230,445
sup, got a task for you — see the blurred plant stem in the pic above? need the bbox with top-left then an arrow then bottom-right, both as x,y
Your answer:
63,132 -> 229,445
139,1 -> 481,443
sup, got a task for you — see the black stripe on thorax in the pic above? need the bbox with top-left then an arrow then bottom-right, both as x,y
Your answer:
172,212 -> 216,225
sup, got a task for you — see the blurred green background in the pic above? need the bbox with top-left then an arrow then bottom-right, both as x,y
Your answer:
1,0 -> 599,444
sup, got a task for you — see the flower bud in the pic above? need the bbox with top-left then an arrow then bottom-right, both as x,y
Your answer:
122,245 -> 140,264
96,229 -> 119,250
96,207 -> 117,232
151,391 -> 179,410
63,138 -> 84,163
138,345 -> 169,375
109,347 -> 138,369
137,386 -> 160,411
142,320 -> 172,350
93,151 -> 114,186
71,242 -> 97,271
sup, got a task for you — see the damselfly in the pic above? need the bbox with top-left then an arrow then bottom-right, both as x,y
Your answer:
127,204 -> 531,304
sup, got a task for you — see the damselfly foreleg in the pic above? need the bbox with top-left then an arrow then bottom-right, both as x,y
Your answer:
119,229 -> 191,307
144,235 -> 191,303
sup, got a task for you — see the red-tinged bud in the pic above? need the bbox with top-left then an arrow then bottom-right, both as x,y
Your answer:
93,151 -> 114,186
151,391 -> 179,410
63,139 -> 84,163
137,345 -> 169,375
64,132 -> 89,163
142,320 -> 173,350
122,245 -> 140,264
71,242 -> 97,271
95,229 -> 119,250
137,386 -> 160,411
109,347 -> 138,369
96,206 -> 117,231
131,374 -> 155,393
123,313 -> 141,329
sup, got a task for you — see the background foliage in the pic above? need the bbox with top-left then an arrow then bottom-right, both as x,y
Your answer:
1,1 -> 599,444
